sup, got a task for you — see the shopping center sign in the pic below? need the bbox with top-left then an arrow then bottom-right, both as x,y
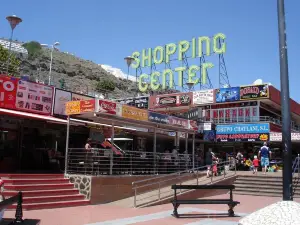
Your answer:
130,33 -> 226,92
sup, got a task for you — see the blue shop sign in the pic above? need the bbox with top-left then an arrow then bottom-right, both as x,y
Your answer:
148,111 -> 169,124
216,123 -> 270,134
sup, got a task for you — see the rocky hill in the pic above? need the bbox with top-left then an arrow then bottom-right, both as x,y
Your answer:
13,41 -> 137,99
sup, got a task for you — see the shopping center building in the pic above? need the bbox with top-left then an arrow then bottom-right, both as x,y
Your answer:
146,83 -> 300,161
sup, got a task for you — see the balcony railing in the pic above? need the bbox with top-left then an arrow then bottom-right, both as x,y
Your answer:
202,116 -> 300,132
66,149 -> 197,176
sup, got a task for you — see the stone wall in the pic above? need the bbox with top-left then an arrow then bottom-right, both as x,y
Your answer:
67,175 -> 92,200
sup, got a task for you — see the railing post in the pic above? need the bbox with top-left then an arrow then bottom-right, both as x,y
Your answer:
224,164 -> 226,179
134,187 -> 137,208
158,182 -> 161,200
297,154 -> 300,178
211,165 -> 213,184
234,159 -> 237,175
196,170 -> 199,185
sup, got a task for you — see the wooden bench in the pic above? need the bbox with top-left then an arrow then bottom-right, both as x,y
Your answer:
171,184 -> 240,218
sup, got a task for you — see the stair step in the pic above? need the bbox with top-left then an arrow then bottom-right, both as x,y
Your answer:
2,178 -> 70,185
234,191 -> 282,197
22,194 -> 85,204
4,183 -> 74,191
24,200 -> 90,210
7,200 -> 90,210
0,174 -> 64,179
3,189 -> 79,198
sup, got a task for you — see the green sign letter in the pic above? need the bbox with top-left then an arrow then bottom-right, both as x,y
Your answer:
162,69 -> 173,89
165,43 -> 177,63
141,48 -> 152,67
178,40 -> 190,61
198,36 -> 210,57
175,67 -> 186,87
213,33 -> 226,54
138,74 -> 149,92
153,46 -> 164,64
188,65 -> 200,84
150,72 -> 160,90
201,62 -> 214,84
131,51 -> 140,69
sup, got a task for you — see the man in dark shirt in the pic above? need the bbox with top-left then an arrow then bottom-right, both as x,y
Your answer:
259,142 -> 271,174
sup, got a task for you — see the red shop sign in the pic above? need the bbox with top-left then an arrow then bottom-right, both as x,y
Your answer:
98,100 -> 116,114
0,75 -> 19,110
80,100 -> 95,113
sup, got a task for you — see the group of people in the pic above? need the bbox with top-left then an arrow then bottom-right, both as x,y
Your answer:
205,142 -> 272,177
237,142 -> 272,175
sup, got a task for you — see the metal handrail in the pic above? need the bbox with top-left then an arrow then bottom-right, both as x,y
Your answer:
132,159 -> 236,207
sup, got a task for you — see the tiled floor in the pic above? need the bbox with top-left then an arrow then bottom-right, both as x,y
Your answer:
3,194 -> 298,225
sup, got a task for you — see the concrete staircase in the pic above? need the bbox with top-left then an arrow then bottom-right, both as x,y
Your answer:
233,174 -> 300,197
1,174 -> 90,210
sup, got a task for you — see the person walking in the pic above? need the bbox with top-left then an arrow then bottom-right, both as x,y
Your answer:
258,142 -> 271,175
252,155 -> 259,175
206,149 -> 216,178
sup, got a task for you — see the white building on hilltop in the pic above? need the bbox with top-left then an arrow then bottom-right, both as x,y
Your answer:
0,38 -> 28,57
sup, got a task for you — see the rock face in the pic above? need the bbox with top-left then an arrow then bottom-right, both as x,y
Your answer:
238,200 -> 300,225
19,47 -> 137,98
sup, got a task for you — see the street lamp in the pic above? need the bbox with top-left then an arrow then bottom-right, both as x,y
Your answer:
277,0 -> 292,201
5,15 -> 22,75
42,42 -> 60,85
124,56 -> 135,80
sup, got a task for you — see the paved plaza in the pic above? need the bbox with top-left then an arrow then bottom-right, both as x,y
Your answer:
3,194 -> 299,225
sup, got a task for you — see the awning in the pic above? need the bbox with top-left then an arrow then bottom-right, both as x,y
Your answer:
0,108 -> 67,124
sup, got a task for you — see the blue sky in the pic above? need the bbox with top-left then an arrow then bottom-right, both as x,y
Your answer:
0,0 -> 299,101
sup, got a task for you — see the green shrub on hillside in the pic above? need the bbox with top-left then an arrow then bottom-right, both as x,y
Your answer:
96,79 -> 116,92
23,41 -> 42,59
0,45 -> 21,76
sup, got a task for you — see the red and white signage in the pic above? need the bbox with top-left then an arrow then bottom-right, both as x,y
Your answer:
97,100 -> 122,116
0,75 -> 19,110
168,116 -> 189,129
15,80 -> 54,115
270,132 -> 300,142
209,106 -> 259,122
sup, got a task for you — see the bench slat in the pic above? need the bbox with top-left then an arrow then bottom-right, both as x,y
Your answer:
171,185 -> 235,190
171,199 -> 240,204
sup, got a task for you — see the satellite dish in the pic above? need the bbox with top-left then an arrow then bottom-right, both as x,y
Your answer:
253,79 -> 263,85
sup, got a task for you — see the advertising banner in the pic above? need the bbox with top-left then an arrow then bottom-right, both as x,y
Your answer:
193,89 -> 214,105
210,106 -> 259,123
65,101 -> 81,115
98,100 -> 117,114
53,89 -> 72,115
80,99 -> 95,113
240,84 -> 269,100
149,92 -> 192,109
115,96 -> 149,109
270,132 -> 300,142
0,75 -> 19,110
122,105 -> 148,121
15,80 -> 54,115
71,93 -> 93,101
189,120 -> 198,131
204,130 -> 216,142
168,116 -> 189,129
216,123 -> 270,134
216,133 -> 269,142
215,87 -> 240,103
148,111 -> 169,124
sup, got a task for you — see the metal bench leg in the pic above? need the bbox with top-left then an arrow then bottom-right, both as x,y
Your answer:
172,202 -> 180,218
228,203 -> 237,217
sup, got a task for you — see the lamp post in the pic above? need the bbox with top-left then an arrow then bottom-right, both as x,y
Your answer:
124,56 -> 135,80
277,0 -> 292,201
5,15 -> 22,75
42,42 -> 60,85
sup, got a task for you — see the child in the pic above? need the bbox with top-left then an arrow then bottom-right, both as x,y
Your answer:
252,156 -> 259,175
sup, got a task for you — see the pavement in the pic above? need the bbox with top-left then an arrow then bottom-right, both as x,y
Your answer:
3,194 -> 298,225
